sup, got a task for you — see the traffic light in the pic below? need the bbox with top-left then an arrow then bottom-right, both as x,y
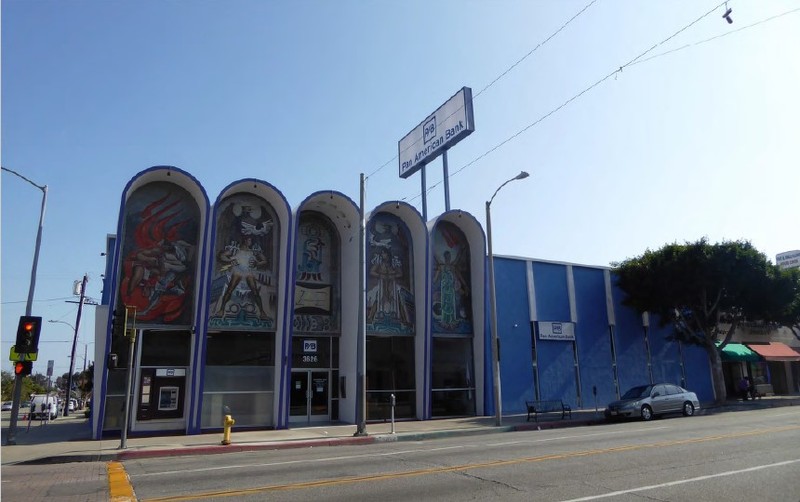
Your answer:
111,305 -> 127,338
14,361 -> 32,377
15,316 -> 42,354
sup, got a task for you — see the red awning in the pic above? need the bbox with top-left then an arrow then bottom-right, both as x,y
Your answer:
745,342 -> 800,362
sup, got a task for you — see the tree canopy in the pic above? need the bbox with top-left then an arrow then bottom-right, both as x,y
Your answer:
613,239 -> 798,402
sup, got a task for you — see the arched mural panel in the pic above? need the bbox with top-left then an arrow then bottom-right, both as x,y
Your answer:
119,181 -> 200,326
366,212 -> 415,335
431,221 -> 473,334
294,212 -> 340,333
208,193 -> 280,330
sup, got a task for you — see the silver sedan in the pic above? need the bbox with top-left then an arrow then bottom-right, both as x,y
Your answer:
605,383 -> 700,421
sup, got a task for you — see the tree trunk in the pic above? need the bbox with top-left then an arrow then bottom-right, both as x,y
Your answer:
705,343 -> 727,404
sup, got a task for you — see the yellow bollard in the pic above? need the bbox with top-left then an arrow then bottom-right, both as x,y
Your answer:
222,414 -> 235,445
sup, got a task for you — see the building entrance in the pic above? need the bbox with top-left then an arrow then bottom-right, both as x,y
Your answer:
289,370 -> 329,424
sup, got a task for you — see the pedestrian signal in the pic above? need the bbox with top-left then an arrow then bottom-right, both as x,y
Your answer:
111,306 -> 127,338
14,361 -> 32,377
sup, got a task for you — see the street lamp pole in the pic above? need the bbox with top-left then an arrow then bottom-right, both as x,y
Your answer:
2,166 -> 47,446
486,171 -> 529,426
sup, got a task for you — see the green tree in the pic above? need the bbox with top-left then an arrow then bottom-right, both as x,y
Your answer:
613,239 -> 796,403
1,370 -> 46,402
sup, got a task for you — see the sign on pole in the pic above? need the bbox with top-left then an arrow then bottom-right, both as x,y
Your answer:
398,87 -> 475,179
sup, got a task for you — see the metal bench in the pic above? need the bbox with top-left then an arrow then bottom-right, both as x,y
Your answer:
525,399 -> 572,422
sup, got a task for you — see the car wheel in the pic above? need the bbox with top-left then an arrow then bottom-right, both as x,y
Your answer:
682,402 -> 695,416
640,405 -> 653,421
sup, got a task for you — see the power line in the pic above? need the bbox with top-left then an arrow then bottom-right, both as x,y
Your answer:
365,0 -> 599,179
1,296 -> 75,305
630,7 -> 800,68
402,1 -> 762,204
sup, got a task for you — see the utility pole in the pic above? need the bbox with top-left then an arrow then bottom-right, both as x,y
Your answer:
64,274 -> 88,416
354,173 -> 367,436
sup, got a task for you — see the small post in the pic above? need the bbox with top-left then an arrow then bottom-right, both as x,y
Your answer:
119,306 -> 136,450
390,394 -> 396,434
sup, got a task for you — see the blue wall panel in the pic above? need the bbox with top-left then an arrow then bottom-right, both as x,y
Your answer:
682,343 -> 714,402
610,282 -> 649,395
573,267 -> 614,409
648,321 -> 683,385
532,262 -> 571,321
493,257 -> 535,414
533,262 -> 577,407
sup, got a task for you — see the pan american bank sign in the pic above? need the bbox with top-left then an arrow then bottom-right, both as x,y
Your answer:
538,321 -> 576,341
398,87 -> 475,179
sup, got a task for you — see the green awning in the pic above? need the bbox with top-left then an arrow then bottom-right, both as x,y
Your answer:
716,342 -> 761,362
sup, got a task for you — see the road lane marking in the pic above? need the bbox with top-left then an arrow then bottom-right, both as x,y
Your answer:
108,461 -> 136,501
138,424 -> 800,501
560,458 -> 800,501
134,427 -> 669,477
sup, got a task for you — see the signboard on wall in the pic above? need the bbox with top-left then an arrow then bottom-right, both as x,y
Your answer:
538,321 -> 575,341
398,87 -> 475,179
776,250 -> 800,270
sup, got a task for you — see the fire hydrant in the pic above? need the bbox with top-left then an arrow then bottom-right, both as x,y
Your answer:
222,414 -> 235,445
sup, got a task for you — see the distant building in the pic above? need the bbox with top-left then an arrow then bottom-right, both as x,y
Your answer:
776,250 -> 800,270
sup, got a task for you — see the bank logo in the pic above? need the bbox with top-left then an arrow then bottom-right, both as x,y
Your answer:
423,116 -> 436,144
552,322 -> 563,334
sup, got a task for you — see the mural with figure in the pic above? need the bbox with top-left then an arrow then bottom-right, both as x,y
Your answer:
366,213 -> 414,334
294,212 -> 340,333
119,182 -> 200,326
209,193 -> 279,330
431,221 -> 472,334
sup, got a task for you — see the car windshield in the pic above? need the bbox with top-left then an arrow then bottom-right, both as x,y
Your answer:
621,385 -> 653,399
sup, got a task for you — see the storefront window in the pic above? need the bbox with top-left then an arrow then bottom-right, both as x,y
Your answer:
431,337 -> 475,417
366,335 -> 415,419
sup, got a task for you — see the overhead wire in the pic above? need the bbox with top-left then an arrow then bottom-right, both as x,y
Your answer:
401,1 -> 792,204
364,0 -> 599,180
629,6 -> 800,68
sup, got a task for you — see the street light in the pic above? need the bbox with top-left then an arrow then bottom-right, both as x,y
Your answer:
2,166 -> 47,445
486,171 -> 529,426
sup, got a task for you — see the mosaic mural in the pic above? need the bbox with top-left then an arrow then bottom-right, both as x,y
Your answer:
366,213 -> 414,335
293,212 -> 340,333
431,221 -> 472,334
119,182 -> 200,326
208,193 -> 279,330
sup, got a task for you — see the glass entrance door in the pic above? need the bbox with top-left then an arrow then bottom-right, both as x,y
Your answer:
289,370 -> 329,424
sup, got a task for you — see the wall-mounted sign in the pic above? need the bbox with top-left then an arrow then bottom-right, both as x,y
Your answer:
538,321 -> 575,341
303,340 -> 318,353
398,87 -> 475,179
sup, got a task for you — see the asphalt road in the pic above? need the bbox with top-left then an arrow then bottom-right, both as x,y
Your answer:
121,407 -> 800,502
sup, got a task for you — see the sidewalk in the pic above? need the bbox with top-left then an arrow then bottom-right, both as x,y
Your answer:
2,396 -> 799,466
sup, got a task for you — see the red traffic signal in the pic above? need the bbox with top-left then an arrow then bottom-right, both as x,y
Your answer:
14,361 -> 32,376
15,316 -> 42,354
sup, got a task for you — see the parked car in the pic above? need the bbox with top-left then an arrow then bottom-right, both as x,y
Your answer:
605,383 -> 700,421
29,394 -> 59,420
1,401 -> 12,411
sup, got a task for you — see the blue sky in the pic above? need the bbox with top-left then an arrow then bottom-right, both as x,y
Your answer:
3,0 -> 798,379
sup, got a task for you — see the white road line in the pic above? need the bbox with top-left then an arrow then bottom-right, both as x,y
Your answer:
560,459 -> 800,502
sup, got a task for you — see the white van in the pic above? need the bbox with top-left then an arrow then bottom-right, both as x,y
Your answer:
29,394 -> 59,420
